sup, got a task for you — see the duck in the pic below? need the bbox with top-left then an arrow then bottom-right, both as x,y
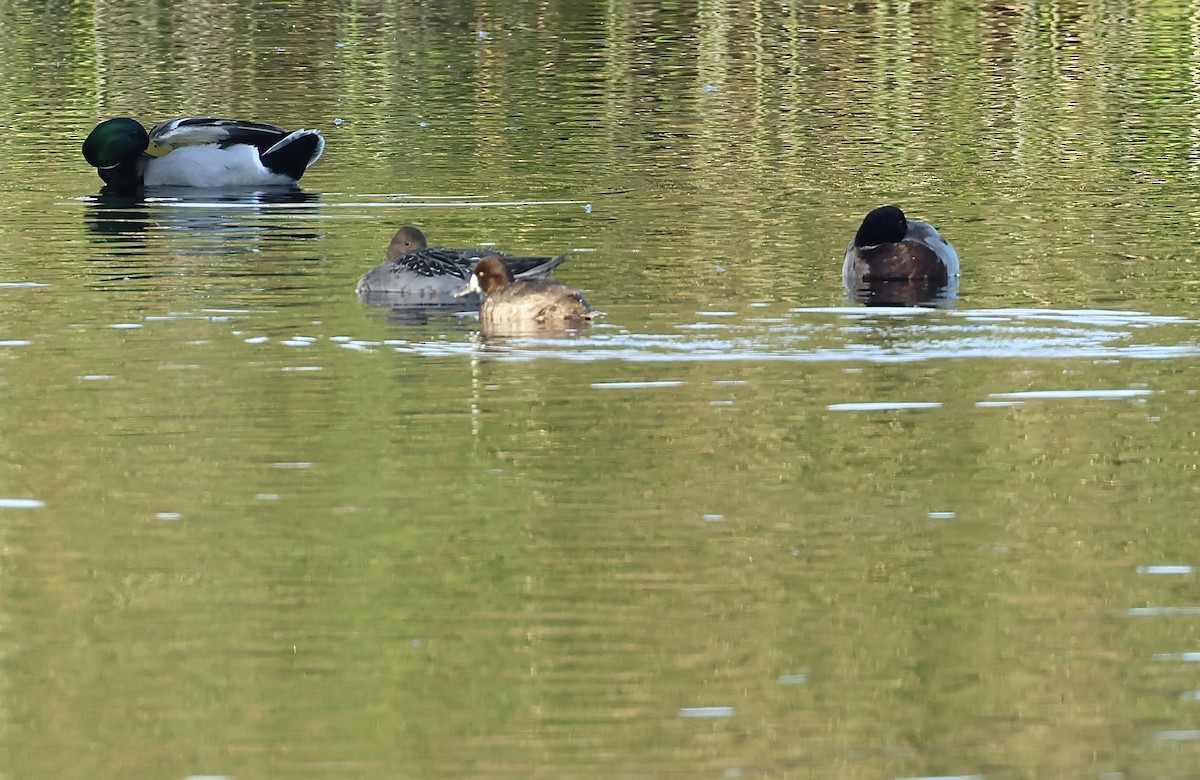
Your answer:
355,226 -> 570,305
459,254 -> 594,332
82,117 -> 324,189
842,205 -> 959,287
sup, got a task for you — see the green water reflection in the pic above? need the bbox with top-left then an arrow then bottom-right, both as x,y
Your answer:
1,1 -> 1200,778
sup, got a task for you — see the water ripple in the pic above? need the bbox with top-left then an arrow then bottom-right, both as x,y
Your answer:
104,305 -> 1200,367
989,389 -> 1155,401
384,307 -> 1200,364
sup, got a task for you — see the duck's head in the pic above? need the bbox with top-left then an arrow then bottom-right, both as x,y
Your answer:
386,226 -> 428,260
854,205 -> 909,247
82,118 -> 151,169
457,255 -> 513,298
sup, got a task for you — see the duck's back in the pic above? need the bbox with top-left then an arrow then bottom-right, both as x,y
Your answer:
356,248 -> 568,302
844,240 -> 948,283
481,279 -> 593,330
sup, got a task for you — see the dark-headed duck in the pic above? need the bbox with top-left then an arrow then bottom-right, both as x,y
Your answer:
83,117 -> 324,189
459,255 -> 594,332
356,226 -> 570,305
843,205 -> 959,286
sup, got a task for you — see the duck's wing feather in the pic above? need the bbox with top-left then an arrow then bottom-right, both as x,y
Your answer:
438,247 -> 571,280
148,118 -> 290,152
382,247 -> 571,282
505,252 -> 571,280
387,247 -> 475,279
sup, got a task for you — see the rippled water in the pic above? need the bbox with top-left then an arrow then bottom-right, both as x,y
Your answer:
4,1 -> 1200,778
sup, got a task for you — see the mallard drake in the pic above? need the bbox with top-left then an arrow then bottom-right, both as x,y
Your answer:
82,117 -> 324,189
459,254 -> 594,332
843,205 -> 959,286
355,226 -> 570,305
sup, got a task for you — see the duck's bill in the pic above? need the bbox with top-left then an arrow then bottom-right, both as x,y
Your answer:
143,140 -> 170,158
453,283 -> 472,298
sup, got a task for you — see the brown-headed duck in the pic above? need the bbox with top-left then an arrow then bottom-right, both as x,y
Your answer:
458,254 -> 594,332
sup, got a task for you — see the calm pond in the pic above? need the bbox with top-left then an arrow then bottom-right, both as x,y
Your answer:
1,0 -> 1200,778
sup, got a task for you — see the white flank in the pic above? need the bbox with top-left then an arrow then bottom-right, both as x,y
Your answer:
143,144 -> 297,187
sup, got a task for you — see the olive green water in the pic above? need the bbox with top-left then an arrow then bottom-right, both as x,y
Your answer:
2,1 -> 1200,778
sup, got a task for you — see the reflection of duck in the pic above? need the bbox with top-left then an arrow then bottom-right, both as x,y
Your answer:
845,277 -> 958,307
461,254 -> 594,332
355,226 -> 570,305
843,205 -> 959,306
82,189 -> 155,240
82,117 -> 324,189
82,188 -> 323,276
83,188 -> 320,239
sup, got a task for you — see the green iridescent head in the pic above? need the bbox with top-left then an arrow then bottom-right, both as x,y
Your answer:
82,118 -> 150,169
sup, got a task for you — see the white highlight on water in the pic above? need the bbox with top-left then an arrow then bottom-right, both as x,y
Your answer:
988,389 -> 1154,400
679,706 -> 734,718
828,402 -> 942,412
0,498 -> 44,509
592,381 -> 685,390
1127,607 -> 1200,616
1138,565 -> 1193,575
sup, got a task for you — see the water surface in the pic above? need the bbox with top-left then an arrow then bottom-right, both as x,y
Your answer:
3,1 -> 1200,778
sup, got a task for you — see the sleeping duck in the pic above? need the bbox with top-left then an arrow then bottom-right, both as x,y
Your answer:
459,254 -> 594,333
82,117 -> 324,189
843,205 -> 959,287
355,226 -> 570,305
